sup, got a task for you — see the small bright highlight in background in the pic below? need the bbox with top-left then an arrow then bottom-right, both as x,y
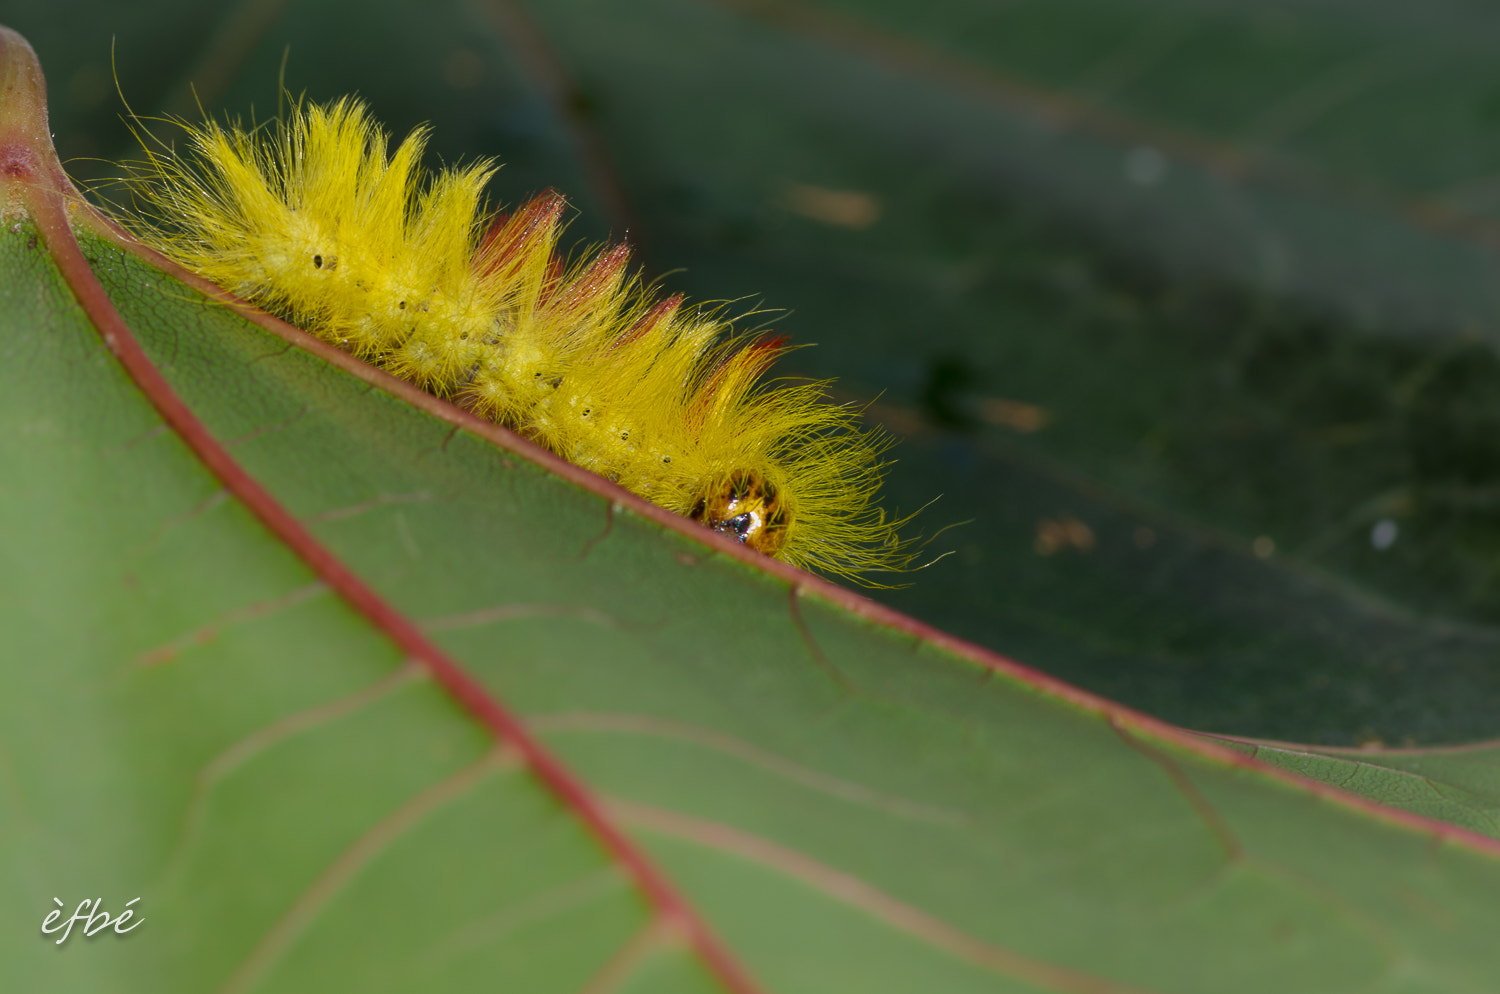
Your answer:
1123,145 -> 1168,186
1371,519 -> 1399,551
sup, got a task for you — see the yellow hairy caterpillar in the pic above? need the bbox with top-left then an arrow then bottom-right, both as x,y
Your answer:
113,98 -> 912,581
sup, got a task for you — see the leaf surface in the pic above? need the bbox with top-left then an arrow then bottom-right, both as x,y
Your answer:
1214,736 -> 1500,842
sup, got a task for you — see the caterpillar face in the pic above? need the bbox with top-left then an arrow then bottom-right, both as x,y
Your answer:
690,470 -> 789,557
117,98 -> 914,583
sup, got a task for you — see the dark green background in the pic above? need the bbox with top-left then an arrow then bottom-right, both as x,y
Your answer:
9,0 -> 1500,745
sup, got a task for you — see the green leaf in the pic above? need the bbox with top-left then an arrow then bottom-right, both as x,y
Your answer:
7,4 -> 1500,991
1213,736 -> 1500,842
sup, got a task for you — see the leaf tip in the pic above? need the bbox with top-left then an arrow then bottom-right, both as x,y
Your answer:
0,24 -> 64,209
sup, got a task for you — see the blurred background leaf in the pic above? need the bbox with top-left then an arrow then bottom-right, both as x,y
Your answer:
11,0 -> 1500,745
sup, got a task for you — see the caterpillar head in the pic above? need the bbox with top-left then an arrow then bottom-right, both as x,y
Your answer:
690,469 -> 790,557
